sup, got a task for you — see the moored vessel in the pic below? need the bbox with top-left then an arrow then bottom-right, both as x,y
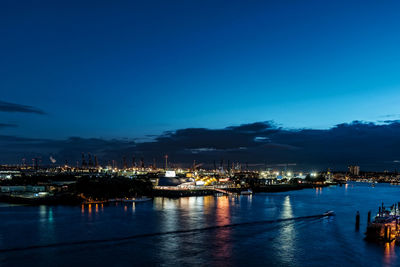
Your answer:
365,203 -> 400,243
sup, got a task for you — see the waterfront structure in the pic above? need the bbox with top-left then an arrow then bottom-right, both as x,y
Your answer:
349,165 -> 360,176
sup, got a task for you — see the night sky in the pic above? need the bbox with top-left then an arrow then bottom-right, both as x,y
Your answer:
2,1 -> 400,170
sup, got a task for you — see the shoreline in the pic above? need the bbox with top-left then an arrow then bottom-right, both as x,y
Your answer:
0,183 -> 335,205
148,183 -> 332,198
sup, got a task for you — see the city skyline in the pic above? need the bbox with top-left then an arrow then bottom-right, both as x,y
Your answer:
2,118 -> 400,171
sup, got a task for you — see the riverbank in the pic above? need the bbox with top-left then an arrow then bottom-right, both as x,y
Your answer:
0,193 -> 83,205
152,188 -> 216,197
0,183 -> 335,204
152,183 -> 333,198
253,183 -> 331,193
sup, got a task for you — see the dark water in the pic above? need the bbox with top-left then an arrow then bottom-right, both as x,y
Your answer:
0,182 -> 399,266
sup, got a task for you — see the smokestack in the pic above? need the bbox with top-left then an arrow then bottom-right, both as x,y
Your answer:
88,153 -> 93,167
33,158 -> 38,170
123,156 -> 127,169
81,153 -> 87,168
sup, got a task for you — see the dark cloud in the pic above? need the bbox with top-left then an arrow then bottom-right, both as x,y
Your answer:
0,123 -> 18,129
227,121 -> 277,133
0,101 -> 46,115
2,121 -> 400,171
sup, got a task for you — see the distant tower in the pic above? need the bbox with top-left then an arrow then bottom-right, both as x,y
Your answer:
123,156 -> 127,169
349,165 -> 360,176
81,153 -> 87,168
33,158 -> 38,170
140,157 -> 144,168
88,153 -> 93,168
94,156 -> 98,167
165,155 -> 168,170
132,156 -> 136,168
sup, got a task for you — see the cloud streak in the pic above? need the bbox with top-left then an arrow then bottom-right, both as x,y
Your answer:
0,101 -> 46,115
0,123 -> 18,129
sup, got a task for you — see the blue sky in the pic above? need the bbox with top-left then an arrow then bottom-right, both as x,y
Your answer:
2,0 -> 400,140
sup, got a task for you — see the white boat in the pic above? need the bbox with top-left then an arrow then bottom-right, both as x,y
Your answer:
323,210 -> 335,216
122,197 -> 152,203
240,189 -> 253,195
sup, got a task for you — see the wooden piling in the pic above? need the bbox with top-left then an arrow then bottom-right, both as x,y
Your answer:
356,211 -> 360,231
367,211 -> 371,225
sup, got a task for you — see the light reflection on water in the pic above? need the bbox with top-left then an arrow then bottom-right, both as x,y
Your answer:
213,196 -> 232,262
278,196 -> 296,265
38,205 -> 55,243
384,241 -> 397,266
315,187 -> 323,196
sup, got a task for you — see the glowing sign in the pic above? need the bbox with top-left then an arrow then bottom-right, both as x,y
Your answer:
165,171 -> 176,177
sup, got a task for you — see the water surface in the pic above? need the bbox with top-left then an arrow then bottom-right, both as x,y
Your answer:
0,182 -> 399,266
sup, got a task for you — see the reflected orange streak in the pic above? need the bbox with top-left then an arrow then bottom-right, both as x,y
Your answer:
384,241 -> 396,265
213,196 -> 232,261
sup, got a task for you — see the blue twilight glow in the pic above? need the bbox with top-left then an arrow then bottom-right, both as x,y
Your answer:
1,1 -> 400,139
2,1 -> 400,169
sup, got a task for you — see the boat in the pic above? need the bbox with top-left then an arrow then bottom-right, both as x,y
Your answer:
108,198 -> 122,202
83,200 -> 107,204
323,210 -> 335,216
365,203 -> 400,243
122,197 -> 152,203
240,189 -> 253,195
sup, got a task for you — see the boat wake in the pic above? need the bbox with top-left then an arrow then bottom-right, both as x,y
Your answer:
0,211 -> 334,253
